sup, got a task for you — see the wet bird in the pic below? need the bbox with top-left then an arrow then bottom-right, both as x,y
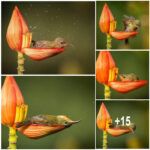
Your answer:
123,15 -> 140,45
15,115 -> 80,139
118,73 -> 139,81
32,37 -> 71,48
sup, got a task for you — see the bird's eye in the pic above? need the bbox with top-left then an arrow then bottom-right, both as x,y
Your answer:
64,121 -> 68,125
61,41 -> 65,44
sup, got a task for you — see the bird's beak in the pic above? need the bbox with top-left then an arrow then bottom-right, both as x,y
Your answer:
70,120 -> 80,124
64,42 -> 73,47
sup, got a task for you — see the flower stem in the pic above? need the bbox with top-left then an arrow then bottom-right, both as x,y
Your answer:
8,127 -> 17,149
103,130 -> 107,149
106,34 -> 112,49
104,84 -> 111,100
17,52 -> 24,74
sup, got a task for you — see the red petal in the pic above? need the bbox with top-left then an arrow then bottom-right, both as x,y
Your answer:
1,76 -> 17,126
110,31 -> 139,40
23,47 -> 65,61
96,103 -> 111,130
96,51 -> 109,84
110,80 -> 148,93
106,128 -> 132,136
107,51 -> 115,69
18,124 -> 65,139
6,6 -> 29,51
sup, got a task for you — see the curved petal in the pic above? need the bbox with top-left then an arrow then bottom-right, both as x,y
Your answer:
17,124 -> 65,139
96,51 -> 109,84
6,6 -> 29,51
1,76 -> 17,126
96,103 -> 111,130
23,47 -> 65,61
10,76 -> 24,105
110,31 -> 139,40
106,128 -> 133,136
107,51 -> 115,69
110,80 -> 148,93
99,3 -> 110,33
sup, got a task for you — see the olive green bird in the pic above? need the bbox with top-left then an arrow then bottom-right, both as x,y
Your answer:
15,115 -> 80,139
32,37 -> 71,48
118,73 -> 139,81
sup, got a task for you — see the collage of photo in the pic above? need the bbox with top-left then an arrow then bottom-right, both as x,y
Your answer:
1,1 -> 149,149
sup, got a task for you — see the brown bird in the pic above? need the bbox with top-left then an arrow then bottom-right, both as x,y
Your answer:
32,37 -> 71,48
123,15 -> 140,44
118,73 -> 139,81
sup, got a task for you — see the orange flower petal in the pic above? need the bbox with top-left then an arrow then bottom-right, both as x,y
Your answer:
1,76 -> 17,126
18,124 -> 65,139
22,47 -> 65,61
96,103 -> 111,130
110,31 -> 139,40
96,51 -> 109,85
106,128 -> 133,136
110,80 -> 148,93
99,3 -> 115,33
96,51 -> 117,85
6,6 -> 29,51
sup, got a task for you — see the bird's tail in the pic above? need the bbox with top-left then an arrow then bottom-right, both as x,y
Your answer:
31,40 -> 36,47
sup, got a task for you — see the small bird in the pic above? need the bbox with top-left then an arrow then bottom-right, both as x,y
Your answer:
109,123 -> 136,133
123,15 -> 140,45
32,38 -> 71,48
15,115 -> 80,139
118,73 -> 139,81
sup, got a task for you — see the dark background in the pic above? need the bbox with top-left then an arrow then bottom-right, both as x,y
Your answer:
96,101 -> 149,148
96,51 -> 149,99
2,2 -> 95,74
2,76 -> 95,149
96,1 -> 149,49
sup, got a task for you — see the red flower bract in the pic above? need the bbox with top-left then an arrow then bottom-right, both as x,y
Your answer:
110,80 -> 148,93
96,51 -> 118,85
96,103 -> 111,130
1,76 -> 24,127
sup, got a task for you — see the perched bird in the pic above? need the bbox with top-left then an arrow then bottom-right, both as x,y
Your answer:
15,115 -> 80,139
32,38 -> 71,48
118,73 -> 139,81
109,123 -> 136,133
123,15 -> 140,44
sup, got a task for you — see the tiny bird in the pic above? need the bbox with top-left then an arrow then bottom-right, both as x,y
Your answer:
118,73 -> 139,81
109,123 -> 136,133
123,15 -> 140,45
15,115 -> 80,139
32,37 -> 71,48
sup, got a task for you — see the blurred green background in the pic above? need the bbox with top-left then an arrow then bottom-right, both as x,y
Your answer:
96,1 -> 149,49
96,101 -> 149,148
2,2 -> 95,74
96,51 -> 149,99
2,76 -> 95,149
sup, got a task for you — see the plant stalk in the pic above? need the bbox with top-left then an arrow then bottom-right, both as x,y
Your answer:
8,127 -> 17,149
104,84 -> 111,100
17,52 -> 24,74
106,34 -> 112,49
103,130 -> 107,149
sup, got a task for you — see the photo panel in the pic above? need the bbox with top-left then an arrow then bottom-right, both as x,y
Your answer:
96,1 -> 149,50
2,76 -> 95,149
96,100 -> 149,149
2,1 -> 95,74
96,51 -> 149,99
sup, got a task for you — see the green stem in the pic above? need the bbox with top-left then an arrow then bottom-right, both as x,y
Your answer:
17,52 -> 24,74
103,130 -> 107,149
8,127 -> 17,149
106,34 -> 112,49
104,84 -> 111,100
